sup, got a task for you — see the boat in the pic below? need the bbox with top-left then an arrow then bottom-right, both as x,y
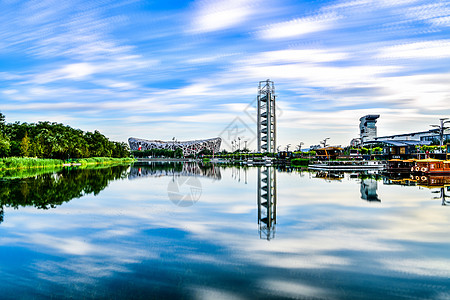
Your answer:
308,160 -> 385,171
385,159 -> 416,173
412,159 -> 450,174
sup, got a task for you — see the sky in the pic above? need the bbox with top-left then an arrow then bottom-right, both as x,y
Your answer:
1,0 -> 450,150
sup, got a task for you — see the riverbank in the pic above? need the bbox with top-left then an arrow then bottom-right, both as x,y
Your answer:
0,157 -> 135,171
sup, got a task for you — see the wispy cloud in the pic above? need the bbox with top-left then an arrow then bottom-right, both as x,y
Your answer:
1,0 -> 450,147
257,12 -> 341,39
189,0 -> 261,33
376,40 -> 450,59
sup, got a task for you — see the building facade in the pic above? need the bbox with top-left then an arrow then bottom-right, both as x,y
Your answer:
128,137 -> 221,156
257,79 -> 276,153
359,115 -> 380,144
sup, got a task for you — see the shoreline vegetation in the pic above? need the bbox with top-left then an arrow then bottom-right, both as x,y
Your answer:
0,112 -> 135,174
0,157 -> 135,172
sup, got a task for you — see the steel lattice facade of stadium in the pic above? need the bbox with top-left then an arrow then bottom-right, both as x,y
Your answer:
128,137 -> 221,156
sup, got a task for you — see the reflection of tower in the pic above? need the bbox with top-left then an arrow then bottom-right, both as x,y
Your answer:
257,167 -> 277,240
360,178 -> 381,202
433,187 -> 450,206
257,79 -> 276,153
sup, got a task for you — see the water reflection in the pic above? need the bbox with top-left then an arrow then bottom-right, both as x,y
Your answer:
1,163 -> 450,299
360,178 -> 381,202
128,162 -> 221,180
0,165 -> 130,223
257,166 -> 277,240
432,187 -> 450,206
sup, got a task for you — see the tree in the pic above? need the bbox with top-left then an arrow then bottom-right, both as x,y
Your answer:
0,135 -> 10,157
175,147 -> 183,158
20,132 -> 31,157
0,112 -> 5,134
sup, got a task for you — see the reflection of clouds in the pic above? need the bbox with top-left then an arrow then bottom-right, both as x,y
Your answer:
379,258 -> 450,277
190,286 -> 245,300
1,168 -> 450,297
259,279 -> 330,299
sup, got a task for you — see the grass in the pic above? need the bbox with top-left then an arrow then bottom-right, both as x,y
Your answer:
0,157 -> 135,171
291,158 -> 310,166
0,157 -> 65,170
76,157 -> 135,165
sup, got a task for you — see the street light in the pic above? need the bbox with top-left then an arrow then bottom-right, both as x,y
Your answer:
285,144 -> 291,152
238,137 -> 241,161
430,118 -> 450,148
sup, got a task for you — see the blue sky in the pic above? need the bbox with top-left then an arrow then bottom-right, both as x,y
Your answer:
1,0 -> 450,150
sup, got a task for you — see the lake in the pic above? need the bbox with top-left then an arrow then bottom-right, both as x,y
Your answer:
0,162 -> 449,299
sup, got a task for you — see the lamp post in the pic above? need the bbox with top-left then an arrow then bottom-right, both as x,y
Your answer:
285,144 -> 291,152
430,118 -> 450,148
238,137 -> 241,161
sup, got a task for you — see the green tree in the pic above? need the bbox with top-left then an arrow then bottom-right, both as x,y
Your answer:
20,132 -> 31,157
175,147 -> 183,158
0,135 -> 10,157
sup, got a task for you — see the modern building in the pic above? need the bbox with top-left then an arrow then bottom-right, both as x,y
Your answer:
257,79 -> 276,153
128,137 -> 221,156
359,115 -> 380,144
356,115 -> 450,147
373,129 -> 450,143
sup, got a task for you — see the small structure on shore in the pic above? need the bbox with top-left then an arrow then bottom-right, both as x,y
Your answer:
315,146 -> 343,160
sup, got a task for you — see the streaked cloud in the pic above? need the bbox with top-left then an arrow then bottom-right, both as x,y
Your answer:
0,0 -> 449,148
190,0 -> 260,33
257,13 -> 341,39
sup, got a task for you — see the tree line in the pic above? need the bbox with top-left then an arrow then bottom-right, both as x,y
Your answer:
0,112 -> 130,159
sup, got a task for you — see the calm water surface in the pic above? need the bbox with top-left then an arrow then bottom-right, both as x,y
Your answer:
0,162 -> 449,299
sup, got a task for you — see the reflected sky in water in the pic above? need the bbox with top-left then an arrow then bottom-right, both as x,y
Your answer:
0,163 -> 449,299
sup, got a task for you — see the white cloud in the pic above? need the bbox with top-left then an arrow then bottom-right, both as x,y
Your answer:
257,13 -> 341,39
190,0 -> 258,33
376,40 -> 450,59
61,62 -> 96,79
250,49 -> 349,63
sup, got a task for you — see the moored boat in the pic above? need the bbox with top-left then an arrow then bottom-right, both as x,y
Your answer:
412,159 -> 450,174
386,159 -> 416,173
308,160 -> 385,171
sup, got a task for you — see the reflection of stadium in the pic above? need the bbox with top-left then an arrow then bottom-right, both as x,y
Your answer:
128,137 -> 221,156
128,162 -> 221,180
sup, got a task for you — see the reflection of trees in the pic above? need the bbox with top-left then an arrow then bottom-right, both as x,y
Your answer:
0,165 -> 130,223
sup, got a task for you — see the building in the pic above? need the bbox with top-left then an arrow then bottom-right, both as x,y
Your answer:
128,137 -> 221,156
356,115 -> 450,148
257,79 -> 276,153
359,115 -> 380,144
373,129 -> 450,143
315,146 -> 343,160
